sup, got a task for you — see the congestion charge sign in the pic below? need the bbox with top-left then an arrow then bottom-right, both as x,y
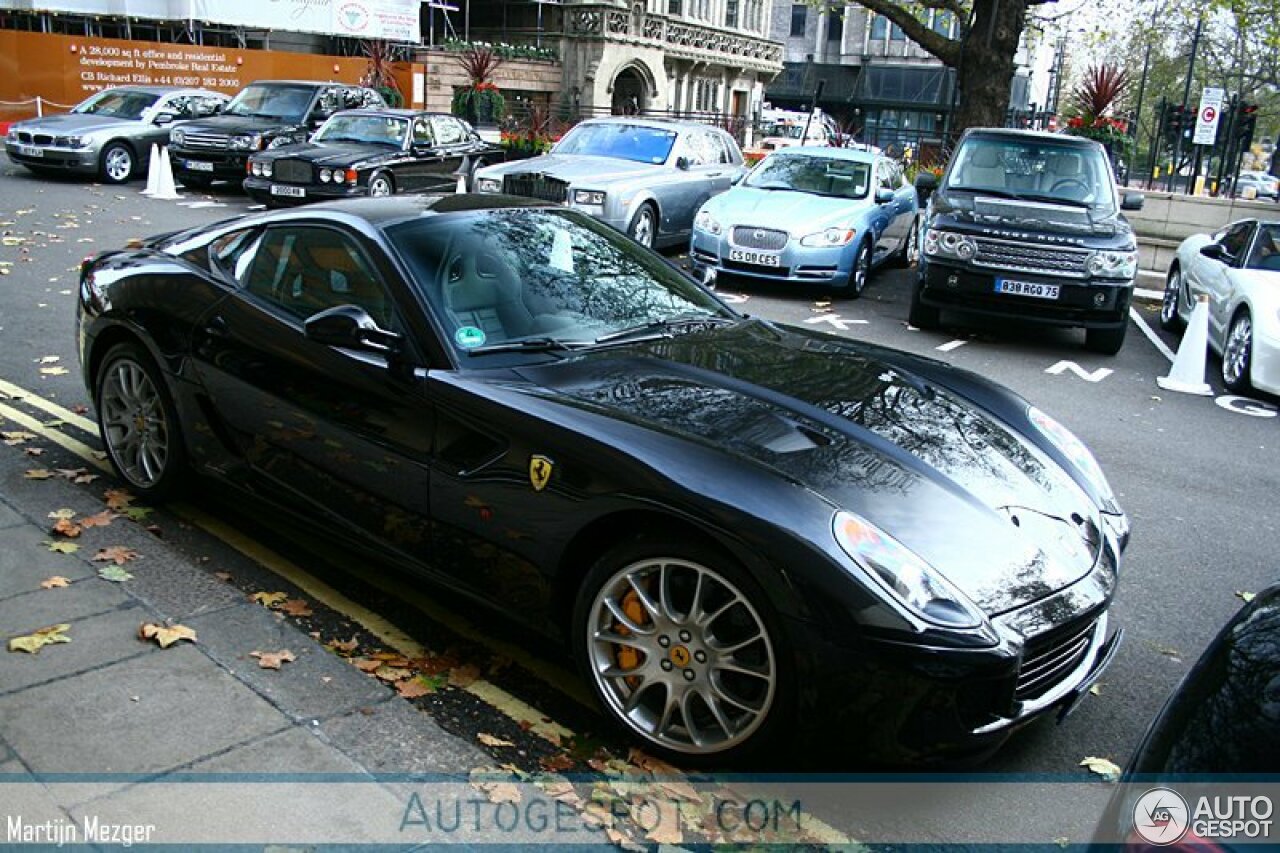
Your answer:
1193,87 -> 1225,145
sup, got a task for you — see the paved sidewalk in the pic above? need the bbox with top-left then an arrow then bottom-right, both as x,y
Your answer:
0,445 -> 495,847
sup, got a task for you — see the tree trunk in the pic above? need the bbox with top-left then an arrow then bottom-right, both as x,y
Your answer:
952,0 -> 1032,138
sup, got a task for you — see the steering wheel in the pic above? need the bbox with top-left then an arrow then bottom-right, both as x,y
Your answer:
1050,178 -> 1091,199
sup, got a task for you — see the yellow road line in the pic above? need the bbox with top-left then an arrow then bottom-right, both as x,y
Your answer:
0,401 -> 110,472
0,377 -> 99,435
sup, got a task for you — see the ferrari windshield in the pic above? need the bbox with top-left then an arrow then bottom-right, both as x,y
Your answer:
945,136 -> 1117,210
72,89 -> 159,120
224,84 -> 314,121
314,114 -> 407,147
1246,224 -> 1280,272
386,208 -> 730,356
744,153 -> 871,198
552,123 -> 678,165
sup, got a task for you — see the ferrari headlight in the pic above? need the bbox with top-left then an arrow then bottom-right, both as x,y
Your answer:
924,229 -> 976,260
169,128 -> 185,146
476,177 -> 502,194
319,168 -> 333,183
833,511 -> 982,628
1027,407 -> 1116,504
800,227 -> 855,247
573,189 -> 606,206
694,208 -> 722,235
1086,250 -> 1137,280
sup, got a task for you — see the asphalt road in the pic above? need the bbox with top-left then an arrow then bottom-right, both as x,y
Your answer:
1,163 -> 1276,844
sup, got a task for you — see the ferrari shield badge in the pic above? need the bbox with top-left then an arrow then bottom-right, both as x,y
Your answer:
529,455 -> 554,492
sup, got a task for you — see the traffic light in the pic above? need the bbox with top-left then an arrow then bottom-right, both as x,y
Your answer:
1237,102 -> 1258,143
1164,103 -> 1187,143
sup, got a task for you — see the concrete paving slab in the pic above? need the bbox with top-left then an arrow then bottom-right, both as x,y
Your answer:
0,645 -> 287,777
318,699 -> 486,777
0,523 -> 98,599
186,603 -> 389,723
0,759 -> 73,839
0,594 -> 151,694
0,498 -> 24,529
116,541 -> 246,622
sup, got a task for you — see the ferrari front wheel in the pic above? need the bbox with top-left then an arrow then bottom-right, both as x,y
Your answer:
574,537 -> 789,764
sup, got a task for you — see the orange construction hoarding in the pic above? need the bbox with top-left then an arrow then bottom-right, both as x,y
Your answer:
0,30 -> 418,121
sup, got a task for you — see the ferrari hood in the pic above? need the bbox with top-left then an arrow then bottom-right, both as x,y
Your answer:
517,321 -> 1105,615
707,187 -> 871,232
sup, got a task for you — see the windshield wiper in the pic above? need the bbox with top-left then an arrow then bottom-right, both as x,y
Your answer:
592,314 -> 737,346
947,186 -> 1093,208
463,337 -> 585,355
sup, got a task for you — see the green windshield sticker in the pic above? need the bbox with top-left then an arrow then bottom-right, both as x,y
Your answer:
455,326 -> 486,348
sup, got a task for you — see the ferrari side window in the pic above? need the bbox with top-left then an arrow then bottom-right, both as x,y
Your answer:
208,228 -> 261,281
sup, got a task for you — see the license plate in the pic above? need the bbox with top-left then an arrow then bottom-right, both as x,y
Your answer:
729,249 -> 781,267
18,145 -> 43,158
996,278 -> 1060,300
270,184 -> 305,198
185,159 -> 214,172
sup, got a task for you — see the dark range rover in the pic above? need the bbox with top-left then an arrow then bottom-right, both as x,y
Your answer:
168,80 -> 384,188
911,129 -> 1144,355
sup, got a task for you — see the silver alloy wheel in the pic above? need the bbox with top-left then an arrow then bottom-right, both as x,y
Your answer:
905,221 -> 920,266
103,145 -> 133,183
586,558 -> 776,755
852,241 -> 870,293
1161,269 -> 1181,326
630,207 -> 655,248
1223,313 -> 1252,387
99,357 -> 170,488
368,174 -> 393,197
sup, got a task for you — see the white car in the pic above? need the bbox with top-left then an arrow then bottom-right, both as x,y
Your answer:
1162,219 -> 1280,393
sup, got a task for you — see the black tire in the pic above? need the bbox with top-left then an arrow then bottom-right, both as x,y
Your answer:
367,171 -> 395,197
892,217 -> 920,268
627,203 -> 658,249
571,533 -> 794,766
836,239 -> 873,299
94,342 -> 186,500
1160,264 -> 1185,332
1221,310 -> 1254,393
1085,323 -> 1128,355
99,141 -> 135,184
908,276 -> 940,329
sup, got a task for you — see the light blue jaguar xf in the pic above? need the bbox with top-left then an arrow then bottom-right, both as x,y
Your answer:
689,147 -> 919,298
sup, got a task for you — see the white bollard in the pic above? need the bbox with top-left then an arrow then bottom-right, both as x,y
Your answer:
140,143 -> 161,195
1157,293 -> 1213,395
455,172 -> 467,194
151,146 -> 182,200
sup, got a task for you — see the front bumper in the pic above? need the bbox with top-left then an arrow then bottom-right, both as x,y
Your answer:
689,228 -> 855,285
243,176 -> 362,205
5,141 -> 98,173
170,150 -> 250,182
918,257 -> 1132,329
806,547 -> 1122,763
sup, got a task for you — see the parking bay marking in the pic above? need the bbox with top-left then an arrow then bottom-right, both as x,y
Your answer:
0,379 -> 856,844
803,313 -> 868,331
936,339 -> 968,352
1045,361 -> 1113,383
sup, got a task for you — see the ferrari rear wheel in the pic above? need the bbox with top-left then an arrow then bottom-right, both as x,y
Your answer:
95,342 -> 185,499
575,538 -> 788,763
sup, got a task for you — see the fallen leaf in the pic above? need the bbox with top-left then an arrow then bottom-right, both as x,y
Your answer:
1236,591 -> 1256,603
24,469 -> 53,480
374,665 -> 413,682
103,488 -> 135,510
539,753 -> 575,772
97,565 -> 133,583
121,506 -> 152,521
138,622 -> 197,648
24,447 -> 45,457
1079,756 -> 1123,782
93,546 -> 138,565
396,675 -> 442,698
478,733 -> 515,748
47,508 -> 76,520
44,540 -> 80,555
350,657 -> 381,673
52,518 -> 82,538
1054,837 -> 1070,849
8,623 -> 72,654
1089,684 -> 1102,696
213,571 -> 233,582
327,636 -> 359,654
277,598 -> 313,618
641,798 -> 682,845
1,430 -> 37,445
40,576 -> 71,589
72,472 -> 98,484
250,649 -> 296,669
448,663 -> 481,687
252,591 -> 288,608
79,510 -> 117,528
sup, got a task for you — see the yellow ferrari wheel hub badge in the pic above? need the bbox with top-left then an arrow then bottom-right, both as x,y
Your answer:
669,645 -> 691,667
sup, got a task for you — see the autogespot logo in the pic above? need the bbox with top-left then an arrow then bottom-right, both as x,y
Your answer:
1134,788 -> 1190,845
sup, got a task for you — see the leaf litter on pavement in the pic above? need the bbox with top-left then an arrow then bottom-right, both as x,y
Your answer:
8,623 -> 71,654
138,622 -> 197,649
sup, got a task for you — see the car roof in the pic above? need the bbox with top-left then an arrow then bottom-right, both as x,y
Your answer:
963,127 -> 1099,148
576,115 -> 726,133
768,146 -> 877,164
330,109 -> 451,119
244,80 -> 369,88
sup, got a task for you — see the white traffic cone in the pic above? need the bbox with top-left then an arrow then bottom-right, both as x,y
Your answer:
455,172 -> 467,194
151,146 -> 181,200
140,143 -> 161,195
1157,293 -> 1213,395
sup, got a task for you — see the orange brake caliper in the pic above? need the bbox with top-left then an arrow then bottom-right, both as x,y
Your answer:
615,590 -> 648,687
